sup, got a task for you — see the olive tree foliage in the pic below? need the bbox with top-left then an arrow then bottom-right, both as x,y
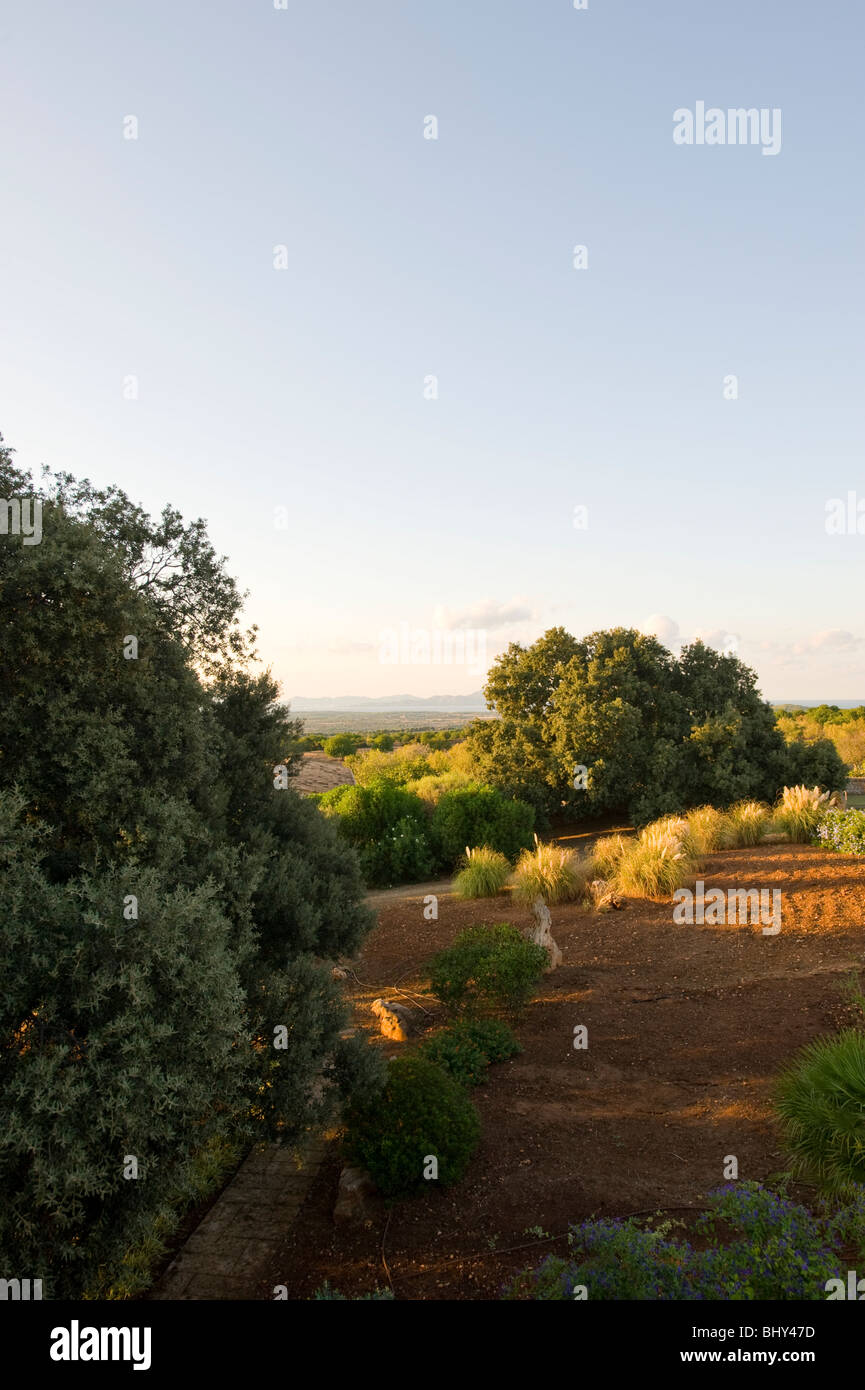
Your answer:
0,432 -> 381,1295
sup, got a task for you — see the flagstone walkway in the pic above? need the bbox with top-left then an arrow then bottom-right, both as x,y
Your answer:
149,1132 -> 332,1300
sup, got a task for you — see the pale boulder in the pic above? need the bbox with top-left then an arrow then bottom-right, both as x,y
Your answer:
371,997 -> 415,1041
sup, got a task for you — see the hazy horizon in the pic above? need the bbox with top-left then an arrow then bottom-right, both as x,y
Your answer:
289,691 -> 865,711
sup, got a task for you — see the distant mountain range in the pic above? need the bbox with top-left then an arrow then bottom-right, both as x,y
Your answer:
771,699 -> 865,709
289,692 -> 488,712
290,694 -> 864,714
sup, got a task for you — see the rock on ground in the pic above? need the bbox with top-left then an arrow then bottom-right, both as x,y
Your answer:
371,997 -> 415,1040
333,1166 -> 378,1225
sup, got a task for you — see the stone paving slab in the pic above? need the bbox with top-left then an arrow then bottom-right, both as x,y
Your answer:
149,1133 -> 331,1300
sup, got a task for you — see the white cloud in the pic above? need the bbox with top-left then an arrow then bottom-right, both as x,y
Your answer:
432,598 -> 534,631
754,630 -> 864,668
640,614 -> 680,648
693,627 -> 740,656
809,629 -> 860,652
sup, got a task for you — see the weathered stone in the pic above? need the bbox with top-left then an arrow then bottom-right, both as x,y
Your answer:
332,966 -> 348,979
333,1166 -> 377,1225
525,896 -> 562,970
371,997 -> 415,1040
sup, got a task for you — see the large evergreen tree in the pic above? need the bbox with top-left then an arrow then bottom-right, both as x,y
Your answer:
0,433 -> 379,1296
468,625 -> 846,824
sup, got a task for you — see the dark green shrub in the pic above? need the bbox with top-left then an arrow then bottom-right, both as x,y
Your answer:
431,786 -> 535,867
775,1029 -> 865,1194
460,1017 -> 523,1064
419,1027 -> 489,1088
319,779 -> 436,886
0,796 -> 253,1299
782,737 -> 848,794
427,923 -> 548,1016
343,1055 -> 481,1198
419,1018 -> 522,1087
325,1029 -> 388,1109
323,732 -> 363,758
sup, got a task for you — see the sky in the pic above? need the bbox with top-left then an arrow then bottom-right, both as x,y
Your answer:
2,0 -> 863,703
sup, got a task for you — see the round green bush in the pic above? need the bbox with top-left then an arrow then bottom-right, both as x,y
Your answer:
427,923 -> 549,1016
431,786 -> 535,867
459,1017 -> 523,1064
419,1028 -> 490,1088
419,1018 -> 522,1087
343,1055 -> 481,1198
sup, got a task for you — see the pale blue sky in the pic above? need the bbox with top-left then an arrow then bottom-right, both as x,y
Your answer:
2,0 -> 863,700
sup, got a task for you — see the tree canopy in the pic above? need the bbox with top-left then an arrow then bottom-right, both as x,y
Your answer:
467,626 -> 847,824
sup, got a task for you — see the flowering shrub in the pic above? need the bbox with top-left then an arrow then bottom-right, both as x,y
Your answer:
815,808 -> 865,856
318,779 -> 436,885
504,1184 -> 864,1300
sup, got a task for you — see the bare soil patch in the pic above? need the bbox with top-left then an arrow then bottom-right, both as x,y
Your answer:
257,844 -> 865,1301
292,753 -> 355,795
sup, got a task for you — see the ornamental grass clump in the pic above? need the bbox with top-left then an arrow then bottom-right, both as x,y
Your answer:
453,845 -> 512,899
775,1029 -> 865,1195
612,817 -> 697,899
685,805 -> 735,855
774,785 -> 831,844
726,799 -> 771,847
590,833 -> 635,879
511,834 -> 592,905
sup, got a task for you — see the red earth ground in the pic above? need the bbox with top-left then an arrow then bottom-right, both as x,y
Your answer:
255,843 -> 865,1300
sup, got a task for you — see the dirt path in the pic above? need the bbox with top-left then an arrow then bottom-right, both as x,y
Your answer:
365,876 -> 454,907
257,843 -> 865,1300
